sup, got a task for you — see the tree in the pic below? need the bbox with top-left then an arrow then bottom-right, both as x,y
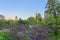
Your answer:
27,12 -> 43,26
35,12 -> 43,26
27,17 -> 35,25
46,0 -> 59,40
18,18 -> 24,24
35,13 -> 42,22
46,0 -> 58,25
56,2 -> 60,14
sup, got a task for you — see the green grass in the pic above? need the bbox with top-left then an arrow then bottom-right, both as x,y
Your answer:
0,32 -> 14,40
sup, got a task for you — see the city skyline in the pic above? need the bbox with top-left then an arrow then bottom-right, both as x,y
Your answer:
0,0 -> 47,19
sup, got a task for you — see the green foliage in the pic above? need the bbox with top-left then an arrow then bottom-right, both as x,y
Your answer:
31,30 -> 39,36
16,34 -> 31,40
27,17 -> 35,25
0,1 -> 60,40
0,32 -> 14,40
45,0 -> 60,27
45,1 -> 60,40
18,18 -> 25,24
23,20 -> 29,26
3,24 -> 9,28
27,13 -> 43,26
56,2 -> 60,13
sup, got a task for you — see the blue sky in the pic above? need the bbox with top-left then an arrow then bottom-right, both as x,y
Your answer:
0,0 -> 47,19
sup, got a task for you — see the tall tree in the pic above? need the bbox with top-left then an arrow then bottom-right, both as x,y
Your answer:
18,18 -> 24,24
46,0 -> 58,25
56,2 -> 60,15
46,0 -> 58,40
27,17 -> 35,25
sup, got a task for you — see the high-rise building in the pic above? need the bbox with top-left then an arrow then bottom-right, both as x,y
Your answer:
15,16 -> 18,20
